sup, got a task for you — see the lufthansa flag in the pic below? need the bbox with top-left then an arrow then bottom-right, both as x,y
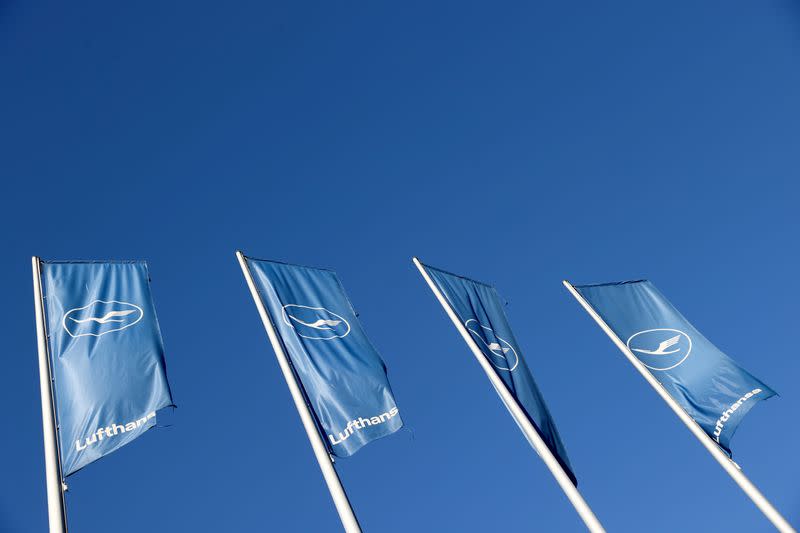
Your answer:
41,261 -> 175,476
419,261 -> 577,485
242,256 -> 403,457
573,280 -> 776,454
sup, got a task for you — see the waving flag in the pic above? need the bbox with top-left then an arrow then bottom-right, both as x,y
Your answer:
41,261 -> 174,476
573,280 -> 776,454
418,262 -> 576,485
243,257 -> 402,457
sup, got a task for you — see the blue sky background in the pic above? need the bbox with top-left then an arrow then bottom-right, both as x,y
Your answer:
2,1 -> 799,531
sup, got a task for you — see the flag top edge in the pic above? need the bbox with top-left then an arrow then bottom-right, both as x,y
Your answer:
417,261 -> 497,290
240,254 -> 338,275
41,259 -> 149,265
572,279 -> 649,289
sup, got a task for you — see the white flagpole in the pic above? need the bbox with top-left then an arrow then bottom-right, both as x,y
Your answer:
563,280 -> 795,533
413,258 -> 605,533
32,257 -> 68,533
236,251 -> 362,533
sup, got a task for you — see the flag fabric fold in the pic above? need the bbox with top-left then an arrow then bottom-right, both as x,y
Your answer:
244,257 -> 402,457
574,280 -> 776,454
420,262 -> 576,485
42,261 -> 174,476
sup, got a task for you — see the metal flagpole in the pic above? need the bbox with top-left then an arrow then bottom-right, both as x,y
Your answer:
563,280 -> 795,533
413,258 -> 605,533
236,251 -> 362,533
32,257 -> 68,533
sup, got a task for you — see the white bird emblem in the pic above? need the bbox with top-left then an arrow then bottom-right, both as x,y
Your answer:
288,316 -> 342,330
487,342 -> 511,355
69,309 -> 138,324
631,334 -> 681,355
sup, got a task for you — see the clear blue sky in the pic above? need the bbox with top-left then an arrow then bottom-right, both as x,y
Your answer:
2,2 -> 799,531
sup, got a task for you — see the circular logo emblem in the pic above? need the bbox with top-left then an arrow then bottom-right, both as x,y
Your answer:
281,304 -> 351,340
465,319 -> 519,372
626,328 -> 692,371
62,300 -> 144,338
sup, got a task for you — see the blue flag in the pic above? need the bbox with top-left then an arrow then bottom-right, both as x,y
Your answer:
244,257 -> 403,457
41,261 -> 174,476
420,262 -> 576,485
574,280 -> 776,454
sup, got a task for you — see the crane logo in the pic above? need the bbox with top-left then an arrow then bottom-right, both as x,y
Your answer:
465,319 -> 519,372
626,328 -> 692,371
63,300 -> 144,338
282,304 -> 351,340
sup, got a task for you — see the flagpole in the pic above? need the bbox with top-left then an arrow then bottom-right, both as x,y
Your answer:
563,280 -> 795,533
32,257 -> 68,533
413,258 -> 605,533
236,251 -> 362,533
